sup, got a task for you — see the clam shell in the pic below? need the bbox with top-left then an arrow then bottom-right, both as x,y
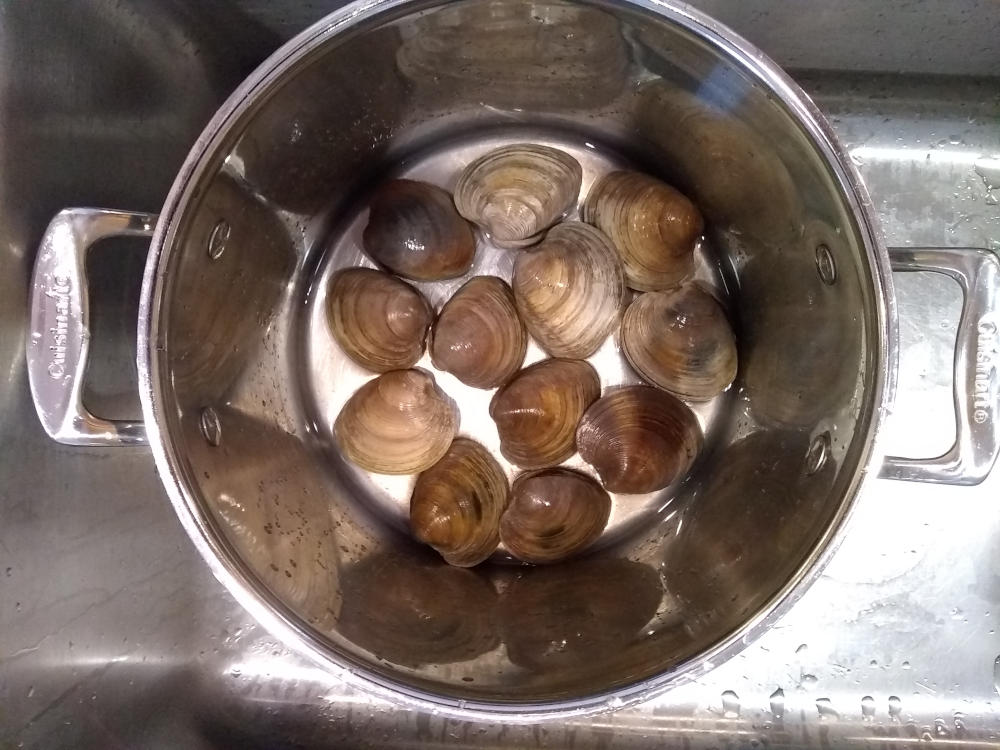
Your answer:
489,358 -> 600,469
362,179 -> 476,281
334,369 -> 458,474
621,283 -> 737,401
582,170 -> 703,291
430,276 -> 527,389
512,221 -> 625,359
327,268 -> 433,373
500,468 -> 611,564
576,385 -> 702,494
410,438 -> 509,567
453,144 -> 583,248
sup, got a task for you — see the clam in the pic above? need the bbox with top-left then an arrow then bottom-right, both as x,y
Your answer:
582,170 -> 703,291
453,144 -> 582,248
622,283 -> 737,401
500,469 -> 611,564
362,179 -> 476,281
326,268 -> 433,372
430,276 -> 527,388
576,386 -> 702,494
489,358 -> 600,469
334,369 -> 458,474
410,438 -> 509,567
512,221 -> 625,358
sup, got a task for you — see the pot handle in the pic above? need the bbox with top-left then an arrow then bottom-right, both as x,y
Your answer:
880,247 -> 999,485
27,208 -> 157,446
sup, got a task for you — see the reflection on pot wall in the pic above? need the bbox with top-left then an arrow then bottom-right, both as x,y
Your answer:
396,0 -> 628,113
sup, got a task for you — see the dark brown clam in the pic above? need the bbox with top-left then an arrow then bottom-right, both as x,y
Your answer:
326,268 -> 433,372
410,438 -> 509,567
334,369 -> 458,475
454,144 -> 582,248
489,358 -> 600,469
430,276 -> 527,388
582,170 -> 703,291
500,469 -> 611,564
621,283 -> 737,401
512,221 -> 625,359
362,178 -> 476,281
576,386 -> 702,494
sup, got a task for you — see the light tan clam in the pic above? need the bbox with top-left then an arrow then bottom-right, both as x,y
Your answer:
622,283 -> 737,401
410,438 -> 509,567
582,170 -> 703,291
512,221 -> 625,359
334,369 -> 458,474
362,179 -> 476,281
576,385 -> 702,494
326,268 -> 433,373
500,468 -> 611,564
430,276 -> 527,389
489,358 -> 600,469
453,144 -> 582,248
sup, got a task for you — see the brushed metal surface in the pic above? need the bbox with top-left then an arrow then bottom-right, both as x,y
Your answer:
1,1 -> 999,747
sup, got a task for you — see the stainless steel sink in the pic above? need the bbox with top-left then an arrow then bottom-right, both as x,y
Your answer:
1,1 -> 998,747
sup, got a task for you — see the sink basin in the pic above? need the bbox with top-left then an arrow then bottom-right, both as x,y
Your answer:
1,1 -> 998,746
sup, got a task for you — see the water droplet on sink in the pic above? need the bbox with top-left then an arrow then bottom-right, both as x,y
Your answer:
975,155 -> 1000,190
795,643 -> 809,657
993,655 -> 1000,695
888,695 -> 902,721
816,698 -> 839,721
769,688 -> 785,718
801,673 -> 818,689
861,695 -> 875,720
721,690 -> 740,718
902,661 -> 911,670
26,686 -> 34,698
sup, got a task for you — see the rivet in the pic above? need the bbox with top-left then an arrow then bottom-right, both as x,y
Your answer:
805,431 -> 831,475
207,219 -> 231,260
200,407 -> 222,447
815,243 -> 837,285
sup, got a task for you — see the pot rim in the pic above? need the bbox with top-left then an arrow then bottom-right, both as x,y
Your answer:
137,0 -> 895,721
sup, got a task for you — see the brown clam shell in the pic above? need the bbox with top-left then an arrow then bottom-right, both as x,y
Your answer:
512,221 -> 625,359
326,267 -> 433,373
334,369 -> 458,474
500,468 -> 611,564
362,179 -> 476,281
454,144 -> 583,248
576,386 -> 702,494
410,438 -> 509,567
621,283 -> 737,401
430,276 -> 527,388
582,170 -> 703,291
489,358 -> 600,469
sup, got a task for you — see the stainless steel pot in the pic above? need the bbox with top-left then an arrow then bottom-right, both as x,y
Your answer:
26,0 -> 999,718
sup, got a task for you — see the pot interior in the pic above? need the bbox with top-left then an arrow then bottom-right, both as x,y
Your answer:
148,0 -> 884,709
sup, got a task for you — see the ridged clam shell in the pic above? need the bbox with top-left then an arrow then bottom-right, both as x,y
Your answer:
489,358 -> 600,469
576,386 -> 702,494
622,284 -> 737,401
363,179 -> 476,280
512,221 -> 625,359
327,268 -> 433,373
582,170 -> 703,291
500,468 -> 611,564
410,438 -> 509,567
334,369 -> 458,475
454,144 -> 582,248
430,276 -> 527,389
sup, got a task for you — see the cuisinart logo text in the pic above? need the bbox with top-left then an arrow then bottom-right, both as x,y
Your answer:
974,316 -> 998,425
46,274 -> 71,380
